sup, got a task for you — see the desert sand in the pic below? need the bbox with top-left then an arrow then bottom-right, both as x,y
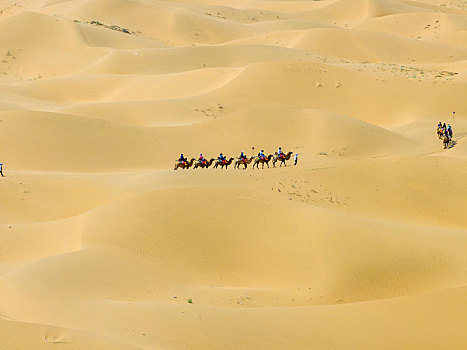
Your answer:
0,0 -> 466,349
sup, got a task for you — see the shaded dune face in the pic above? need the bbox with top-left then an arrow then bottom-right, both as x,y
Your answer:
1,0 -> 467,349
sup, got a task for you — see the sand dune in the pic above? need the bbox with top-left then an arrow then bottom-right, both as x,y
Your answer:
0,12 -> 110,80
81,45 -> 310,75
0,319 -> 138,350
292,28 -> 467,63
0,0 -> 466,348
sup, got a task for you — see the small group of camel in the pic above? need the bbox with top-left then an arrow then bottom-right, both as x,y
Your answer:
174,151 -> 294,170
437,127 -> 453,149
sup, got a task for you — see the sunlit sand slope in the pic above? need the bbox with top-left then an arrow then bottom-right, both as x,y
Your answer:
0,0 -> 466,349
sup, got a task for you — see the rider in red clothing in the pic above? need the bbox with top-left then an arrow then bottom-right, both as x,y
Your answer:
199,153 -> 206,165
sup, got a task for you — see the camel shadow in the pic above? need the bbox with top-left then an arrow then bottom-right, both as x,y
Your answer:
448,140 -> 457,149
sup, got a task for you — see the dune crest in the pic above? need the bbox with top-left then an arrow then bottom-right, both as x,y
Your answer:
0,0 -> 466,349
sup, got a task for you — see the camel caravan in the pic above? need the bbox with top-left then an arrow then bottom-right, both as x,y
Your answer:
437,122 -> 454,149
175,148 -> 298,170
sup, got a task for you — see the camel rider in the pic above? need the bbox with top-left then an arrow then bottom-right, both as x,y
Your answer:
179,154 -> 187,165
198,153 -> 206,164
219,153 -> 226,164
278,147 -> 284,158
258,150 -> 265,160
240,151 -> 247,162
443,122 -> 446,131
199,153 -> 206,165
448,124 -> 453,137
438,122 -> 442,129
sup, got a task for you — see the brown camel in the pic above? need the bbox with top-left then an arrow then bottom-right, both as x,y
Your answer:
253,154 -> 273,169
174,158 -> 195,170
193,158 -> 215,169
214,157 -> 234,169
273,151 -> 293,168
437,127 -> 444,139
443,134 -> 451,149
234,156 -> 255,169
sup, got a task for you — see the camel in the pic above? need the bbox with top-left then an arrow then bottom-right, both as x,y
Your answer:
443,134 -> 451,149
174,158 -> 195,170
253,154 -> 273,169
273,151 -> 293,168
437,127 -> 444,139
213,157 -> 234,169
234,156 -> 255,169
193,158 -> 215,169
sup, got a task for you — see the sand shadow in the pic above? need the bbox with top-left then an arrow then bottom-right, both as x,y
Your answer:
448,140 -> 457,149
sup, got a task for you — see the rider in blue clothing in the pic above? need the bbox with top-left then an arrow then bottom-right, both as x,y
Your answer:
219,153 -> 226,163
179,154 -> 187,164
278,147 -> 284,158
258,150 -> 265,159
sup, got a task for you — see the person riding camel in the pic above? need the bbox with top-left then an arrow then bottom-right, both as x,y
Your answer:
239,151 -> 247,162
218,153 -> 226,164
447,124 -> 453,138
199,153 -> 206,165
179,154 -> 187,165
278,147 -> 285,158
443,122 -> 447,132
438,122 -> 442,129
258,150 -> 265,160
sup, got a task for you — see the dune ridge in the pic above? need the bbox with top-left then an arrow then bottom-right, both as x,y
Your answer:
0,0 -> 466,348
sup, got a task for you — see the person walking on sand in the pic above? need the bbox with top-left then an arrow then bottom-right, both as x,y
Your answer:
294,153 -> 298,166
0,163 -> 4,177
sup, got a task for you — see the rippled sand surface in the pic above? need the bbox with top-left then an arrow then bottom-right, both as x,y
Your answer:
0,0 -> 466,348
